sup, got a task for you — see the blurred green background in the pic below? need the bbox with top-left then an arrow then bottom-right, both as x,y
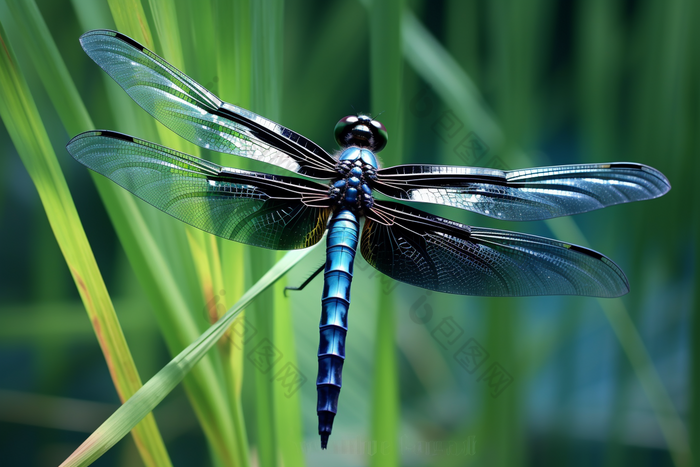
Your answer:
0,0 -> 696,466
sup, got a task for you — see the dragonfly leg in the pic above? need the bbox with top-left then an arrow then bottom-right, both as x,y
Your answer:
284,264 -> 325,296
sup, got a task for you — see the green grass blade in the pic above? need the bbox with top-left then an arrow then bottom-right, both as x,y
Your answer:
105,3 -> 251,464
3,0 -> 91,134
271,271 -> 305,466
402,10 -> 505,155
107,0 -> 155,50
0,19 -> 171,467
53,1 -> 249,463
186,228 -> 250,467
216,0 -> 251,109
147,0 -> 185,69
59,246 -> 317,467
368,0 -> 403,465
214,0 -> 251,395
213,3 -> 253,464
247,2 -> 291,466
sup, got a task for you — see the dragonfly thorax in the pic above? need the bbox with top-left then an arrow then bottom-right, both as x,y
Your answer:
329,147 -> 378,211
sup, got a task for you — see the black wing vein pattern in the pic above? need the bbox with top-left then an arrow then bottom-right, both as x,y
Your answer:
361,201 -> 629,297
67,131 -> 333,250
79,29 -> 338,179
374,163 -> 671,221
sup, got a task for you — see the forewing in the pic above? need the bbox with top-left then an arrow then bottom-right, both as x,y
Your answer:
374,162 -> 670,221
360,201 -> 629,297
79,29 -> 338,179
67,131 -> 333,250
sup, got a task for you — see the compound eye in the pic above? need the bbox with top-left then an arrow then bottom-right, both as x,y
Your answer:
334,116 -> 358,147
370,120 -> 388,152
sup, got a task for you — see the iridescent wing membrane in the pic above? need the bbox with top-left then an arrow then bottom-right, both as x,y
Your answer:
374,163 -> 670,221
67,131 -> 332,250
362,201 -> 629,297
79,29 -> 338,179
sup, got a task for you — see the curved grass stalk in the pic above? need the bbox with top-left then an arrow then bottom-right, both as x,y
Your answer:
59,246 -> 318,467
368,0 -> 403,465
5,0 -> 251,463
0,17 -> 171,467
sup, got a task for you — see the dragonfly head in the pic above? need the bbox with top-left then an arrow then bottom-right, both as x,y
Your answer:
334,114 -> 388,153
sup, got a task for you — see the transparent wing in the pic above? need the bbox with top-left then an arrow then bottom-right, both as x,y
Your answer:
374,162 -> 670,221
67,131 -> 333,250
360,201 -> 629,297
79,29 -> 338,179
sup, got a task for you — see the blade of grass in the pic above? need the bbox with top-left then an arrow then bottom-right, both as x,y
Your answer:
146,0 -> 184,69
257,3 -> 309,464
23,0 -> 247,462
0,19 -> 171,467
59,246 -> 318,467
107,0 -> 154,50
107,2 -> 252,464
2,0 -> 91,134
186,230 -> 226,326
213,3 -> 253,463
181,0 -> 217,94
368,0 -> 403,465
271,272 -> 305,466
3,2 -> 250,465
216,0 -> 251,110
445,0 -> 480,89
401,10 -> 505,157
284,0 -> 368,140
214,0 -> 251,402
186,229 -> 249,467
247,2 -> 286,465
574,2 -> 634,465
402,9 -> 689,466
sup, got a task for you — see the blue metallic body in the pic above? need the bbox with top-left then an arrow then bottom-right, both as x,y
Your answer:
317,209 -> 358,447
317,147 -> 377,448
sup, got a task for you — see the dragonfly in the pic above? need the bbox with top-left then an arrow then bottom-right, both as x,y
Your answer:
66,30 -> 670,449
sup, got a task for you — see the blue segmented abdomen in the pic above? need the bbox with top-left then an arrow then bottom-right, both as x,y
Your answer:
317,209 -> 358,449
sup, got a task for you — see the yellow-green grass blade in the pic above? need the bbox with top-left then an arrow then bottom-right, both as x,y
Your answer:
213,0 -> 252,406
144,2 -> 251,462
3,2 -> 243,464
160,0 -> 249,445
186,229 -> 226,326
147,0 -> 185,70
187,220 -> 250,467
0,19 -> 171,467
3,0 -> 91,135
245,1 -> 280,465
23,0 -> 247,461
246,2 -> 304,465
181,0 -> 217,95
212,3 -> 252,461
403,10 -> 689,466
272,255 -> 305,466
216,0 -> 251,111
106,0 -> 155,50
192,229 -> 249,465
186,226 -> 250,467
367,1 -> 403,465
59,246 -> 317,467
106,2 -> 250,464
107,0 -> 197,157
